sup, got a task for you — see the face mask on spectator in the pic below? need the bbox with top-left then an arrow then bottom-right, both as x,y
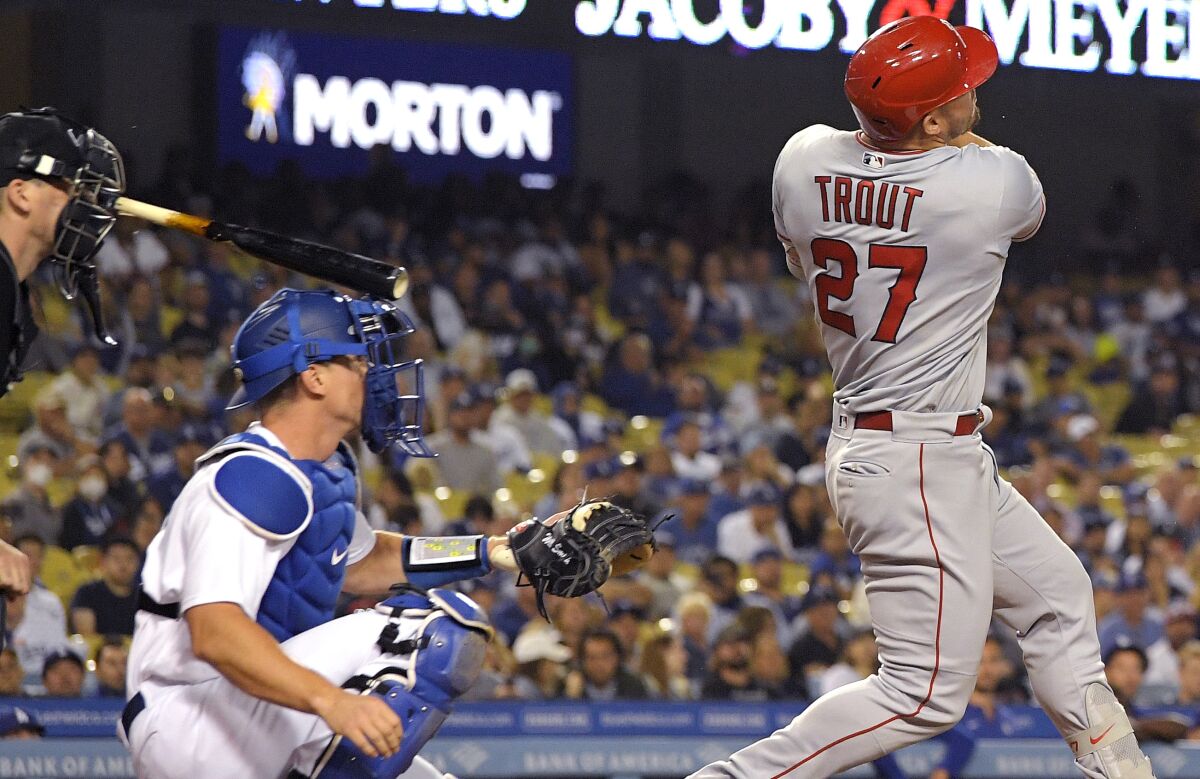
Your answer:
24,463 -> 52,488
79,475 -> 107,501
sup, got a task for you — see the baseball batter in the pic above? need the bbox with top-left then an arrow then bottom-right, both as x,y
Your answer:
120,288 -> 541,779
690,17 -> 1154,779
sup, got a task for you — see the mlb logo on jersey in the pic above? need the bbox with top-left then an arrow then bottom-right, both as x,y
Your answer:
862,152 -> 885,169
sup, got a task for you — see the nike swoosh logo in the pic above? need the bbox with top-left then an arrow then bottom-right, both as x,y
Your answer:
1090,724 -> 1115,745
331,548 -> 349,565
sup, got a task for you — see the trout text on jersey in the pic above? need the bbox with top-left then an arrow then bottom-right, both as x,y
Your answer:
814,175 -> 924,232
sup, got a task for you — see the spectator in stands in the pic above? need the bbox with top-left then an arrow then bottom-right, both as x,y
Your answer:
40,648 -> 84,697
99,438 -> 143,522
549,382 -> 603,451
170,342 -> 218,420
10,534 -> 66,643
130,497 -> 164,558
610,455 -> 661,519
817,629 -> 879,697
788,584 -> 845,698
106,388 -> 174,482
1092,569 -> 1120,624
737,606 -> 792,697
510,628 -> 572,699
664,373 -> 731,454
607,601 -> 646,662
48,343 -> 110,442
1032,356 -> 1091,430
736,376 -> 795,456
470,382 -> 533,477
608,232 -> 664,331
981,402 -> 1033,469
169,271 -> 219,351
745,547 -> 803,636
670,419 -> 722,482
420,392 -> 501,493
2,443 -> 61,544
781,483 -> 825,560
17,387 -> 82,464
1175,641 -> 1200,706
1105,645 -> 1191,742
489,584 -> 542,647
1099,571 -> 1165,657
741,247 -> 800,340
717,484 -> 793,564
59,455 -> 123,550
639,631 -> 692,700
0,705 -> 44,738
1145,601 -> 1198,692
69,536 -> 140,639
700,626 -> 774,701
1144,265 -> 1187,324
562,627 -> 649,700
700,555 -> 744,643
984,332 -> 1034,409
809,519 -> 863,598
146,424 -> 212,513
1078,519 -> 1112,573
687,251 -> 754,350
95,216 -> 169,281
491,369 -> 570,455
1116,360 -> 1185,435
0,648 -> 24,696
1057,414 -> 1136,485
675,591 -> 713,682
91,638 -> 128,698
3,590 -> 68,682
636,531 -> 683,620
600,333 -> 674,418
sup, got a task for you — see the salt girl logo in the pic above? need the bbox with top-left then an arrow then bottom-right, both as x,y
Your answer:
574,0 -> 1200,80
240,31 -> 562,162
241,32 -> 296,143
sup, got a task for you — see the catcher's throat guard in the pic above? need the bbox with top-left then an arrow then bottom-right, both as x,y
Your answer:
308,587 -> 492,779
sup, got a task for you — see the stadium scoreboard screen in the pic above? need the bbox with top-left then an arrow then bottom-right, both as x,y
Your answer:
216,26 -> 573,183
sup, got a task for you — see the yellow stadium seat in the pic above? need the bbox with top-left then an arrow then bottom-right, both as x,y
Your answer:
581,394 -> 610,418
41,545 -> 94,611
73,545 -> 101,575
0,371 -> 55,432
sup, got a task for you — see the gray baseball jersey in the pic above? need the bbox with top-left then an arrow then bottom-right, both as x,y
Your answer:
689,128 -> 1153,779
772,126 -> 1044,414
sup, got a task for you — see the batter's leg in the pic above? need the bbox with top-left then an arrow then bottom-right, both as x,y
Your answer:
690,433 -> 994,779
990,476 -> 1154,778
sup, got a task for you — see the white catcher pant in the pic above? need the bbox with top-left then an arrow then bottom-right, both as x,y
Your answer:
121,610 -> 452,779
691,407 -> 1108,779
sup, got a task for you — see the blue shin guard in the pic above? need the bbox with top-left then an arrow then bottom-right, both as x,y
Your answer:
309,588 -> 492,779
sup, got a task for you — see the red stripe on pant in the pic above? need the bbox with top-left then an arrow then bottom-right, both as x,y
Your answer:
771,444 -> 944,779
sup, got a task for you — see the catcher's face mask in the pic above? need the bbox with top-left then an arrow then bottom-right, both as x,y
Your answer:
347,297 -> 433,457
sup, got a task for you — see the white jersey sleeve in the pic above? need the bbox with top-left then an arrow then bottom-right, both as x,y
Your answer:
988,146 -> 1045,241
346,511 -> 377,566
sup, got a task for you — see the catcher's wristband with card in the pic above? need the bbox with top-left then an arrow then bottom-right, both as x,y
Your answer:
401,535 -> 491,589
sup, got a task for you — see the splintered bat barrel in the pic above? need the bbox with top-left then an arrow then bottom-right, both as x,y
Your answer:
113,197 -> 407,299
204,222 -> 408,300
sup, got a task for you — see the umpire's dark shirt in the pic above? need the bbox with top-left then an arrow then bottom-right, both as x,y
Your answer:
0,240 -> 38,397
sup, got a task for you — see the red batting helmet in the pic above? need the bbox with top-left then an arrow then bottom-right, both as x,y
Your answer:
844,16 -> 999,143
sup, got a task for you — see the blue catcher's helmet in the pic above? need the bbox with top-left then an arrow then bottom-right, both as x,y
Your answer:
227,288 -> 433,457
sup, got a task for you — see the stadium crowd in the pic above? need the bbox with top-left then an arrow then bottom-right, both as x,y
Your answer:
2,159 -> 1200,749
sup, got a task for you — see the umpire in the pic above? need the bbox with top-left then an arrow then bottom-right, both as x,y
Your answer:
0,108 -> 124,604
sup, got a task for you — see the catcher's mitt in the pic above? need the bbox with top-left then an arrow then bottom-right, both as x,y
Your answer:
505,500 -> 658,619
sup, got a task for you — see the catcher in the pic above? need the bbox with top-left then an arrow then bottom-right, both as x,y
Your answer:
120,287 -> 656,779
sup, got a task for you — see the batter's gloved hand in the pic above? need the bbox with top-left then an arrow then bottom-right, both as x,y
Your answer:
503,500 -> 659,619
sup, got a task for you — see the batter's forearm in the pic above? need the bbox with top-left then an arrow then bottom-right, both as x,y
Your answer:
185,602 -> 343,715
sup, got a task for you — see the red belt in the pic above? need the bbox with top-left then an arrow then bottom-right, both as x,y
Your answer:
854,410 -> 983,436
